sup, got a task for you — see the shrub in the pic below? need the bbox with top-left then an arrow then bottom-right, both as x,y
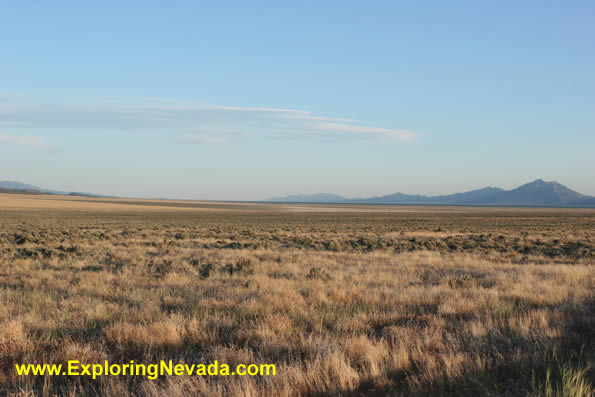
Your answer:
235,257 -> 257,275
307,267 -> 332,281
221,258 -> 257,276
199,263 -> 216,279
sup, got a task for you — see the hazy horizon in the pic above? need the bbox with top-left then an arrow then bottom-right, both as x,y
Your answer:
2,2 -> 594,200
2,177 -> 594,203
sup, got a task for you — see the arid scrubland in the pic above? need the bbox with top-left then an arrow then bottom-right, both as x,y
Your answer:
0,194 -> 593,396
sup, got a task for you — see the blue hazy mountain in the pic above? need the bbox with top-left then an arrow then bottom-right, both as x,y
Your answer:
0,181 -> 67,194
270,180 -> 595,207
0,181 -> 42,191
0,181 -> 114,198
463,179 -> 595,206
426,187 -> 504,204
360,192 -> 432,204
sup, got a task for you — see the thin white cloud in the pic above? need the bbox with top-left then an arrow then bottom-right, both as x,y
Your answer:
0,132 -> 51,149
182,134 -> 226,145
315,122 -> 416,141
111,103 -> 313,115
0,95 -> 417,143
207,105 -> 312,115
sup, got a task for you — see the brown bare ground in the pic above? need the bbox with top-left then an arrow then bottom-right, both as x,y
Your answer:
0,194 -> 593,396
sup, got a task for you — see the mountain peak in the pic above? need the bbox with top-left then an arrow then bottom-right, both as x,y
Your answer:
527,178 -> 564,186
523,179 -> 567,188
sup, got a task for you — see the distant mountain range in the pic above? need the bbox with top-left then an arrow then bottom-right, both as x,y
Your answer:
0,181 -> 114,198
3,179 -> 594,207
270,180 -> 595,207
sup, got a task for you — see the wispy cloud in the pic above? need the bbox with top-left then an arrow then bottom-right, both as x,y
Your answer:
110,103 -> 314,116
315,122 -> 416,141
0,95 -> 417,144
0,132 -> 51,149
182,134 -> 226,145
204,105 -> 312,115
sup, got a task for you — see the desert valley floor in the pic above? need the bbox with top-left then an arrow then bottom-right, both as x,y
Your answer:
0,193 -> 593,396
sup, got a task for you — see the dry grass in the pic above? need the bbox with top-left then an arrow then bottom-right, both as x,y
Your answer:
0,194 -> 593,396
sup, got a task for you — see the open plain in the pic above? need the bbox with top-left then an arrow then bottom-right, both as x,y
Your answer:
0,193 -> 593,396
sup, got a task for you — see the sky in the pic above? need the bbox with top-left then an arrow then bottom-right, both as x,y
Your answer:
1,1 -> 594,200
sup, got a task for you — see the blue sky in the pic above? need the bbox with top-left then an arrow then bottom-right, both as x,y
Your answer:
1,1 -> 594,199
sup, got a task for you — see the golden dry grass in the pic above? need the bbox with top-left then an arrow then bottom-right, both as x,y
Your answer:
0,194 -> 593,396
